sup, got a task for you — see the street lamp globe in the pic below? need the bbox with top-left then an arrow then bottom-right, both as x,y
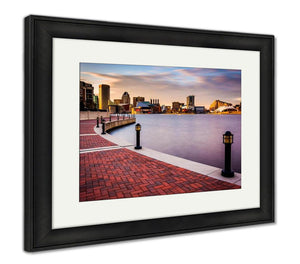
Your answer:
135,123 -> 141,131
223,131 -> 233,144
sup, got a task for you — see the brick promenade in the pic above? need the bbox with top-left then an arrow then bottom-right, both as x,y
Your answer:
80,119 -> 240,202
80,135 -> 116,149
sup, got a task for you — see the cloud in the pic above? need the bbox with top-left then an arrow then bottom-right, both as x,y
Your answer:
81,72 -> 120,84
80,67 -> 241,107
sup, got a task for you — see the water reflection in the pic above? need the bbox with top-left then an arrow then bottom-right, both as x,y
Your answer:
110,114 -> 241,173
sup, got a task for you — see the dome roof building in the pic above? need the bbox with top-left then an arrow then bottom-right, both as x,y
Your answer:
122,91 -> 130,104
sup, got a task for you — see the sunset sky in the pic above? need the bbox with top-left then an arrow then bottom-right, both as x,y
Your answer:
80,63 -> 241,108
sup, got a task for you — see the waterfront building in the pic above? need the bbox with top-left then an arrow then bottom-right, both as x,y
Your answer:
119,103 -> 130,113
172,101 -> 183,112
150,99 -> 160,105
99,84 -> 110,110
108,99 -> 123,113
209,99 -> 232,112
133,96 -> 145,107
186,95 -> 195,109
122,91 -> 130,104
194,106 -> 205,114
114,99 -> 122,105
109,104 -> 121,114
108,105 -> 118,114
165,106 -> 172,113
150,98 -> 161,113
151,105 -> 161,113
234,102 -> 241,111
215,106 -> 238,113
80,81 -> 94,110
133,101 -> 152,114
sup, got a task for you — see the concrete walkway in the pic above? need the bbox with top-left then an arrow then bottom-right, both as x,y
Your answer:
79,119 -> 241,202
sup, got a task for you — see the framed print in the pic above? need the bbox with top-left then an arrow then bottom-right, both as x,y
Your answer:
24,15 -> 274,251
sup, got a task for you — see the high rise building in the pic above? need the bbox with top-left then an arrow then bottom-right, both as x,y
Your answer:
133,96 -> 145,107
186,95 -> 195,109
99,84 -> 110,110
93,95 -> 99,109
122,91 -> 130,104
80,81 -> 94,110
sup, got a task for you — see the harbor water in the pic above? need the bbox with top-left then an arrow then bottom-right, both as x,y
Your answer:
109,114 -> 241,173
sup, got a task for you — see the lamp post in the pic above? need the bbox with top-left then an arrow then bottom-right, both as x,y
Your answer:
221,131 -> 234,177
96,116 -> 99,128
134,123 -> 142,149
101,119 -> 106,135
109,114 -> 111,122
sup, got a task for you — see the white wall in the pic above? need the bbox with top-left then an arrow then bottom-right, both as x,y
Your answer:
0,0 -> 297,263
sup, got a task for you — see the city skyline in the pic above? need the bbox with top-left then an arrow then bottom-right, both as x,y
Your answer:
80,63 -> 241,108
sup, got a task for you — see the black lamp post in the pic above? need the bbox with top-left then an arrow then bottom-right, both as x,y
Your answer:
134,123 -> 142,149
96,116 -> 99,128
221,131 -> 234,177
109,114 -> 111,122
101,119 -> 106,135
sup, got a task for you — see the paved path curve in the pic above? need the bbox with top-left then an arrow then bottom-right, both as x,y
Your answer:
80,119 -> 240,202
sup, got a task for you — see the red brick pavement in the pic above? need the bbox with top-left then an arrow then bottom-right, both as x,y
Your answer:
80,148 -> 240,202
80,119 -> 97,134
80,135 -> 116,149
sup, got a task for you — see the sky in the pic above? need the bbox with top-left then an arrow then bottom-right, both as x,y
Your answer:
80,63 -> 241,108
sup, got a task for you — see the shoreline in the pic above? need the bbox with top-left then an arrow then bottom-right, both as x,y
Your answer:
80,111 -> 241,120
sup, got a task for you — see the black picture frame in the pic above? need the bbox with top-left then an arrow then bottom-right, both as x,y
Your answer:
24,15 -> 274,252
